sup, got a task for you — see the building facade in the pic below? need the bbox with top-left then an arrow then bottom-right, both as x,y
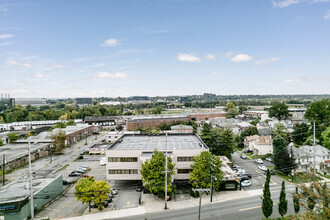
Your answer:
125,115 -> 188,130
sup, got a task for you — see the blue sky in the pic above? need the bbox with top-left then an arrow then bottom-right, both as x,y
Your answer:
0,0 -> 329,98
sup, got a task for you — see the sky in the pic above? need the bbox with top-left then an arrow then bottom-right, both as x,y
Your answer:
0,0 -> 329,98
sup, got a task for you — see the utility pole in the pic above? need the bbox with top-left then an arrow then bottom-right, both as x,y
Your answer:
313,121 -> 316,173
85,131 -> 88,145
2,154 -> 5,186
210,156 -> 216,202
28,141 -> 34,220
193,188 -> 211,220
164,132 -> 168,210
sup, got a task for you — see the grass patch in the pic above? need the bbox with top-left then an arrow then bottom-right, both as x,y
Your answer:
60,164 -> 70,171
274,170 -> 322,183
250,155 -> 262,159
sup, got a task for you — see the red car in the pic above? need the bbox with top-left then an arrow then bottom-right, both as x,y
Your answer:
82,174 -> 94,178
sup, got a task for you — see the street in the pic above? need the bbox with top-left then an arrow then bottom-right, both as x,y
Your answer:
113,185 -> 299,220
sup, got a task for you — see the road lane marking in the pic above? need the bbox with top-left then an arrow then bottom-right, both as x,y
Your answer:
255,169 -> 277,184
239,203 -> 277,212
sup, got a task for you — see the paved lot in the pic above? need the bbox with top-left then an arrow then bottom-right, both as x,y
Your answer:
232,152 -> 284,191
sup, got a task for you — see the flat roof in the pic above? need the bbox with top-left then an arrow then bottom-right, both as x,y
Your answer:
108,133 -> 207,151
0,176 -> 60,204
0,143 -> 49,163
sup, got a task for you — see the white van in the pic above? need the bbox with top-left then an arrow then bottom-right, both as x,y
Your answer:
100,157 -> 107,166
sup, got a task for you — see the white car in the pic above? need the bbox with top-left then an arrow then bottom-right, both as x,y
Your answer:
258,166 -> 267,171
241,180 -> 251,187
100,157 -> 107,166
265,157 -> 272,162
255,159 -> 263,164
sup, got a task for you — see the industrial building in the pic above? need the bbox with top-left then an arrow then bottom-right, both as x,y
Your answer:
75,97 -> 93,106
0,175 -> 63,220
11,98 -> 47,107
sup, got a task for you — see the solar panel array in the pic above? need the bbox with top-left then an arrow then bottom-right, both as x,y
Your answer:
111,134 -> 204,150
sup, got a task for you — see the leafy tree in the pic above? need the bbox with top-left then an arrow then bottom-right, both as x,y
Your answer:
304,99 -> 330,126
0,139 -> 3,146
50,130 -> 67,153
224,102 -> 235,112
321,127 -> 330,149
208,128 -> 236,159
262,169 -> 273,218
293,187 -> 300,214
295,172 -> 330,219
189,151 -> 223,189
8,132 -> 19,143
269,103 -> 290,120
0,116 -> 4,124
66,120 -> 75,126
74,177 -> 95,212
292,122 -> 310,145
239,105 -> 247,114
273,137 -> 294,174
91,180 -> 111,210
278,181 -> 288,217
116,124 -> 123,131
272,123 -> 290,143
140,149 -> 175,197
227,108 -> 239,119
59,113 -> 68,121
74,177 -> 111,211
250,119 -> 260,126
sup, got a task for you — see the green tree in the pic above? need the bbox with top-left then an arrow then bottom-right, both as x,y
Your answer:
293,187 -> 300,214
224,102 -> 235,112
50,130 -> 67,153
321,127 -> 330,149
74,177 -> 95,212
278,181 -> 288,217
273,137 -> 294,174
140,149 -> 175,197
74,177 -> 111,211
209,128 -> 236,159
8,132 -> 19,143
269,103 -> 290,120
250,118 -> 260,126
0,116 -> 4,124
189,151 -> 223,189
0,139 -> 3,146
292,122 -> 310,145
227,108 -> 239,119
272,123 -> 290,143
304,99 -> 330,126
239,105 -> 247,114
262,169 -> 273,218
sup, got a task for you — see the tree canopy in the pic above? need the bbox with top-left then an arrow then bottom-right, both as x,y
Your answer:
140,149 -> 175,196
269,103 -> 290,120
189,151 -> 223,189
262,169 -> 273,218
74,177 -> 111,211
292,122 -> 310,145
50,130 -> 67,153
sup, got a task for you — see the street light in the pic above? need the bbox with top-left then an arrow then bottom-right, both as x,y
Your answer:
49,144 -> 53,163
85,131 -> 88,145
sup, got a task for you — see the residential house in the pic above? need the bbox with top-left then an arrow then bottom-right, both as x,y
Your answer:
244,135 -> 273,156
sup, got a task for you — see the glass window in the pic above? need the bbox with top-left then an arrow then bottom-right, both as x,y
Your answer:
108,169 -> 138,174
108,157 -> 138,162
177,169 -> 192,174
177,157 -> 194,162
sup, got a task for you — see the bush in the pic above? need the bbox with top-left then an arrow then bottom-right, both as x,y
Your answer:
78,155 -> 83,160
189,189 -> 200,198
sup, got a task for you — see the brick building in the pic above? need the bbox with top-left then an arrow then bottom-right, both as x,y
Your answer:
126,115 -> 188,130
187,112 -> 227,121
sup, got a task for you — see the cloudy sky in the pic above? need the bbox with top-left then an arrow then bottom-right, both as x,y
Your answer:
0,0 -> 329,98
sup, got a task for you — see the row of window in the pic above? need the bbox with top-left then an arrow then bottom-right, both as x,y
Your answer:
108,169 -> 192,175
107,157 -> 194,162
108,157 -> 138,162
108,169 -> 138,174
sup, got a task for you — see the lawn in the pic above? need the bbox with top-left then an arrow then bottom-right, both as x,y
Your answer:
274,170 -> 323,184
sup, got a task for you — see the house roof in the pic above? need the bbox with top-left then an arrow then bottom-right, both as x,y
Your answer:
245,135 -> 260,141
258,128 -> 271,136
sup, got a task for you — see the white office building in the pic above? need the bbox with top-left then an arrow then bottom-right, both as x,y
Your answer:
106,133 -> 208,181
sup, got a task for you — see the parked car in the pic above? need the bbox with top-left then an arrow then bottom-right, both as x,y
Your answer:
82,174 -> 94,178
240,154 -> 247,159
100,157 -> 107,166
63,180 -> 73,185
255,159 -> 263,164
69,172 -> 82,177
265,157 -> 272,162
232,165 -> 240,169
105,197 -> 112,203
240,175 -> 249,181
244,149 -> 253,153
258,166 -> 267,171
77,167 -> 88,172
111,189 -> 118,195
136,186 -> 144,192
241,180 -> 251,187
75,169 -> 85,174
242,174 -> 252,179
90,201 -> 109,209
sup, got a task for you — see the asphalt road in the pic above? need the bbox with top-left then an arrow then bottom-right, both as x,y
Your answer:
112,185 -> 299,220
232,152 -> 284,191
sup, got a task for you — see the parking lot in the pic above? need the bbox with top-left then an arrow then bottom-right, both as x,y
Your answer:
232,152 -> 283,191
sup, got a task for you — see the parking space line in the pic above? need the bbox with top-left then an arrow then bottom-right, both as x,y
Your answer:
255,169 -> 277,184
239,203 -> 277,212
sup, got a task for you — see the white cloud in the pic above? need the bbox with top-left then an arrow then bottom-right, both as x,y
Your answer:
211,72 -> 221,76
272,0 -> 300,8
205,54 -> 216,60
225,51 -> 235,58
101,38 -> 121,47
6,60 -> 32,68
255,57 -> 280,64
324,10 -> 330,19
231,54 -> 253,62
95,72 -> 128,80
272,0 -> 329,8
177,53 -> 201,62
0,34 -> 14,39
34,74 -> 44,78
51,64 -> 65,69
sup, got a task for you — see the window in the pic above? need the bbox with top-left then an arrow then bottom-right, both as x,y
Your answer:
108,157 -> 138,162
177,157 -> 194,162
177,169 -> 192,174
108,169 -> 138,174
